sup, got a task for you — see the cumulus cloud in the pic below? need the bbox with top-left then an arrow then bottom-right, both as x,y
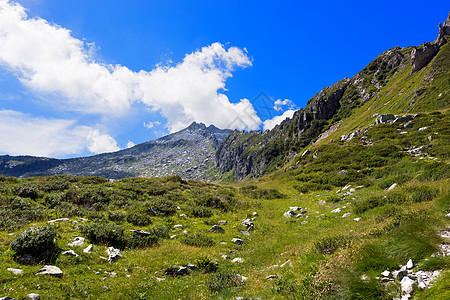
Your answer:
263,109 -> 295,131
143,120 -> 160,129
0,0 -> 261,136
274,99 -> 294,111
0,110 -> 118,157
126,141 -> 135,148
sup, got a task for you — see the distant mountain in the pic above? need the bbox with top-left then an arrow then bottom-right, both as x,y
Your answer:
0,122 -> 232,181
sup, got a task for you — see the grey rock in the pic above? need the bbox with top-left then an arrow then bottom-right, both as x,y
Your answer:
83,244 -> 93,253
400,276 -> 416,294
266,275 -> 278,279
0,297 -> 17,300
179,214 -> 187,218
241,219 -> 254,231
208,225 -> 225,233
387,183 -> 397,190
36,265 -> 63,277
7,268 -> 23,275
106,247 -> 122,264
27,293 -> 40,300
62,250 -> 79,257
239,230 -> 250,236
376,114 -> 395,124
406,259 -> 413,269
301,149 -> 310,157
313,150 -> 319,159
218,220 -> 227,225
393,115 -> 413,123
342,213 -> 351,218
47,218 -> 70,224
231,238 -> 244,245
173,224 -> 183,230
232,257 -> 245,263
130,229 -> 152,237
67,237 -> 85,247
331,208 -> 341,213
411,42 -> 440,73
403,122 -> 414,128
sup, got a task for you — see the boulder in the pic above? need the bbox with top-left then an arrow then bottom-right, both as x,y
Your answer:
283,211 -> 297,218
67,237 -> 85,247
208,225 -> 225,233
403,122 -> 414,129
241,219 -> 254,231
342,213 -> 351,218
83,244 -> 93,253
36,265 -> 63,278
232,257 -> 245,263
406,259 -> 413,269
231,238 -> 244,245
400,276 -> 416,294
376,114 -> 395,124
130,229 -> 152,237
62,250 -> 79,257
106,247 -> 122,264
7,268 -> 23,275
26,294 -> 40,300
173,224 -> 183,230
0,297 -> 17,300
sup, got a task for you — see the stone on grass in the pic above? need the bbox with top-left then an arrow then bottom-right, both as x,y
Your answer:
36,265 -> 63,278
208,225 -> 225,233
331,208 -> 341,213
173,224 -> 183,230
406,259 -> 413,269
7,268 -> 23,275
67,237 -> 85,247
381,270 -> 391,277
62,250 -> 79,257
239,230 -> 250,236
280,259 -> 292,268
342,213 -> 351,218
387,183 -> 397,190
27,293 -> 40,300
106,247 -> 122,264
231,238 -> 244,245
266,275 -> 278,279
400,276 -> 416,294
418,281 -> 427,289
218,220 -> 227,225
232,257 -> 245,263
241,219 -> 254,231
0,297 -> 17,300
283,211 -> 296,218
83,244 -> 93,253
354,218 -> 361,221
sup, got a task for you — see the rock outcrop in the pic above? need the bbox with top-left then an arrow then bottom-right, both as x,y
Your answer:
411,12 -> 449,73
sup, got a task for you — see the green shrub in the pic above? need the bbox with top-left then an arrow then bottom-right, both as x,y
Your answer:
149,198 -> 177,216
315,235 -> 351,255
108,210 -> 127,223
408,185 -> 439,203
128,232 -> 158,249
272,273 -> 297,294
10,226 -> 58,262
353,196 -> 386,214
150,225 -> 170,239
181,232 -> 214,247
192,206 -> 213,218
14,184 -> 41,200
127,212 -> 153,226
207,271 -> 245,293
326,195 -> 342,203
80,223 -> 127,249
196,256 -> 218,273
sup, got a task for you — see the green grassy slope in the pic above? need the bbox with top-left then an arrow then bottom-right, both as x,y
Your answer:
0,111 -> 449,299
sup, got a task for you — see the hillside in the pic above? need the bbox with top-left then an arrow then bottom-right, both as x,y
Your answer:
0,122 -> 232,181
216,13 -> 450,181
0,12 -> 449,300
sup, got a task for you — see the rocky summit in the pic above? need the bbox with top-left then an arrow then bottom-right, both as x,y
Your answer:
0,122 -> 232,181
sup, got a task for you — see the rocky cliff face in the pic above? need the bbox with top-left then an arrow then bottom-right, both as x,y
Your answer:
216,13 -> 450,180
410,12 -> 449,73
0,122 -> 232,181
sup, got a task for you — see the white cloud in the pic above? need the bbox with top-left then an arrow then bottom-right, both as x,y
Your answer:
86,129 -> 120,154
274,99 -> 293,111
263,109 -> 295,131
0,110 -> 118,157
126,141 -> 135,148
0,1 -> 261,137
143,120 -> 160,129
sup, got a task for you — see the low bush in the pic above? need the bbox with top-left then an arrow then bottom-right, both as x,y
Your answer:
353,196 -> 386,214
108,210 -> 127,223
127,212 -> 153,226
192,206 -> 213,218
207,271 -> 245,293
196,256 -> 218,273
407,185 -> 439,203
149,198 -> 177,216
181,232 -> 214,247
80,223 -> 127,249
315,235 -> 351,255
10,226 -> 58,262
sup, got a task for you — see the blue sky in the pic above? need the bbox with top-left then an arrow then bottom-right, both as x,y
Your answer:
0,0 -> 448,158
